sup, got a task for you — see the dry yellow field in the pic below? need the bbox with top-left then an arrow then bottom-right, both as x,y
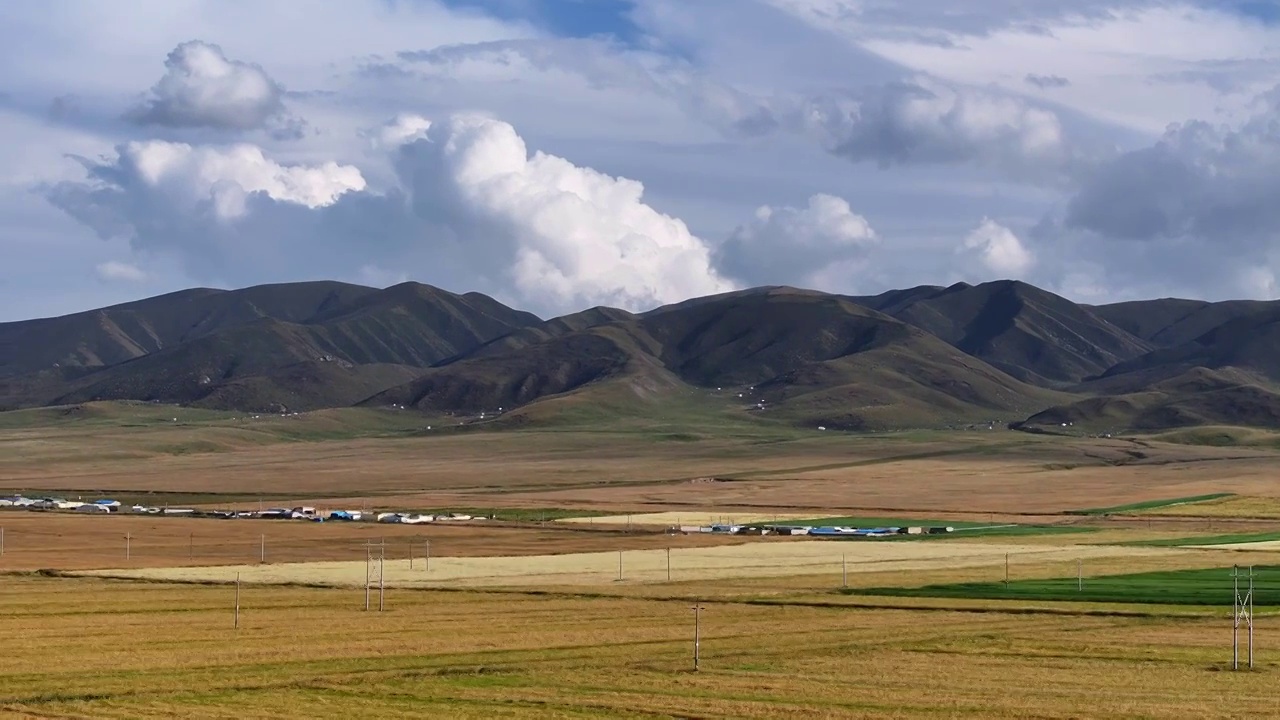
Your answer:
1,574 -> 1278,719
75,538 -> 1181,587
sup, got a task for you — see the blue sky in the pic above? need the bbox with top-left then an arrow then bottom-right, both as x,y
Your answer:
2,0 -> 1280,321
441,0 -> 642,42
1223,1 -> 1280,23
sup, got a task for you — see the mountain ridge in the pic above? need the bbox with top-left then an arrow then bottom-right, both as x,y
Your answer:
5,279 -> 1280,432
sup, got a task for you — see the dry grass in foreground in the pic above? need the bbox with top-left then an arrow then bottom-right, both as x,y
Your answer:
0,575 -> 1276,719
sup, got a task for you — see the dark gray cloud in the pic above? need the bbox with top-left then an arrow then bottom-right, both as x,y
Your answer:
794,79 -> 1072,180
1025,73 -> 1070,89
1065,90 -> 1280,244
1030,85 -> 1280,300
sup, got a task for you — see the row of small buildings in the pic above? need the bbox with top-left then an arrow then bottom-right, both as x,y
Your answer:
0,497 -> 486,525
682,523 -> 956,538
1,496 -> 122,513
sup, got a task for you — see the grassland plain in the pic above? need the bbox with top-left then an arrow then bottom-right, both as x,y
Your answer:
3,575 -> 1280,719
7,402 -> 1280,517
13,404 -> 1280,716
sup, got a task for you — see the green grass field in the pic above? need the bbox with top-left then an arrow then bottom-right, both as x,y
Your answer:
1122,531 -> 1280,548
1066,494 -> 1234,516
814,526 -> 1094,542
851,566 -> 1280,605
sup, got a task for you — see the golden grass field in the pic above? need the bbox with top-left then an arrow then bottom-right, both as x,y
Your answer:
6,404 -> 1280,717
4,573 -> 1280,719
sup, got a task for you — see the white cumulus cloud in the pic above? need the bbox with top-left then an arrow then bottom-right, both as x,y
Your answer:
393,114 -> 735,311
94,260 -> 147,283
44,112 -> 734,315
366,113 -> 432,149
126,40 -> 301,136
45,141 -> 370,282
958,218 -> 1034,278
713,193 -> 876,289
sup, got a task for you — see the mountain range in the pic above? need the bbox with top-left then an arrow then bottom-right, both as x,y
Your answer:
5,279 -> 1280,433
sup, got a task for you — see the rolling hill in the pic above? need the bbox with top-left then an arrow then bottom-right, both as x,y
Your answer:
0,282 -> 540,412
7,279 -> 1280,432
850,280 -> 1152,386
368,288 -> 1069,430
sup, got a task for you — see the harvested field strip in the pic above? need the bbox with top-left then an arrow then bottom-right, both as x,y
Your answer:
1123,531 -> 1280,548
852,565 -> 1280,606
1068,494 -> 1233,516
556,511 -> 816,526
72,540 -> 1175,587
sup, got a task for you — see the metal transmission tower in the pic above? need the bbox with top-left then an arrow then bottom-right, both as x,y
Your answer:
362,539 -> 387,612
690,601 -> 705,671
1232,564 -> 1255,670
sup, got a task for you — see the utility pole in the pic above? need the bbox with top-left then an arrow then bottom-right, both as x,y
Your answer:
666,547 -> 671,582
378,540 -> 385,612
259,534 -> 265,564
234,572 -> 240,630
1232,565 -> 1255,670
617,550 -> 623,582
425,540 -> 430,571
690,601 -> 705,671
126,532 -> 131,561
364,542 -> 371,611
189,533 -> 194,562
1,526 -> 5,557
1003,553 -> 1009,588
842,554 -> 848,589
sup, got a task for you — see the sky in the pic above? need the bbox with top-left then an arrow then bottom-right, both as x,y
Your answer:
4,0 -> 1280,321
